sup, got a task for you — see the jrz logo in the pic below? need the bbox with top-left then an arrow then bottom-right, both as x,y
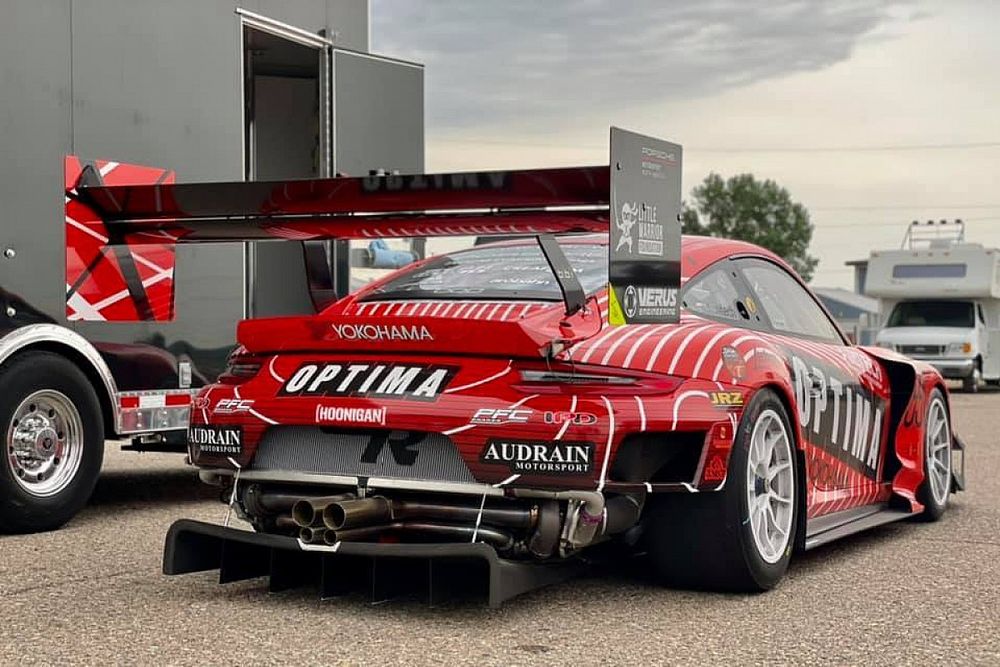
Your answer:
331,323 -> 432,342
471,408 -> 531,425
543,411 -> 598,426
280,363 -> 457,401
709,391 -> 744,408
790,355 -> 885,479
315,405 -> 386,426
213,398 -> 254,414
481,439 -> 594,475
188,425 -> 243,456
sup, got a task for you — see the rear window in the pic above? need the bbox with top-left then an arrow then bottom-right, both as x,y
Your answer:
886,300 -> 974,328
361,242 -> 608,301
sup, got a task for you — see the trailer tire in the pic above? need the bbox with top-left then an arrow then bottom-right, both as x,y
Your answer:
0,352 -> 104,533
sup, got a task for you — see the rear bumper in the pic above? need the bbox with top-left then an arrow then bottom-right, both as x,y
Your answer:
163,519 -> 584,607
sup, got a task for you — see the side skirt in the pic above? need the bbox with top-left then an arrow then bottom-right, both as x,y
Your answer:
804,504 -> 913,550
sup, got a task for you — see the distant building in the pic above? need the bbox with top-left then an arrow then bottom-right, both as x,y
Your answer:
813,287 -> 880,344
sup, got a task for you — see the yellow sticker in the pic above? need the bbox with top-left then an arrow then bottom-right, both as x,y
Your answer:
745,297 -> 757,314
709,391 -> 745,407
607,284 -> 626,326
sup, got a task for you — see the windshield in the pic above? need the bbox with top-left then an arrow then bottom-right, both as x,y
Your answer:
361,242 -> 608,301
886,300 -> 974,328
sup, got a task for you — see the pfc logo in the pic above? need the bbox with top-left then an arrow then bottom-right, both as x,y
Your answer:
471,408 -> 531,425
213,398 -> 254,414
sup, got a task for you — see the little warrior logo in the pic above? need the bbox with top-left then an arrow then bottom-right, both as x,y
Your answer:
281,363 -> 457,401
481,439 -> 594,475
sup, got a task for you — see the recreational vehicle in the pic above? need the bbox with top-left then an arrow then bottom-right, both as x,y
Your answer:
868,221 -> 1000,391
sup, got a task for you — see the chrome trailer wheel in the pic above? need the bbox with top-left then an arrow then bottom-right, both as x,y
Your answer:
0,352 -> 104,533
7,390 -> 85,497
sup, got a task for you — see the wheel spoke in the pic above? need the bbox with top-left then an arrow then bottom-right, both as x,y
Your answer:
767,461 -> 791,481
767,502 -> 787,537
769,490 -> 792,505
932,419 -> 946,440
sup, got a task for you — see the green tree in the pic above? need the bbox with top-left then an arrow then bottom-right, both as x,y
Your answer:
681,173 -> 819,282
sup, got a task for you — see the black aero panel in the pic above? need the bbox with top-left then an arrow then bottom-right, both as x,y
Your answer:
252,427 -> 476,484
163,519 -> 583,607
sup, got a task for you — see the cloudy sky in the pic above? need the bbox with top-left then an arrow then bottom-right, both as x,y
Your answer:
371,0 -> 1000,288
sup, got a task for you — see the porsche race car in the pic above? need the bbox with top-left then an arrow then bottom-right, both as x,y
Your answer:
68,129 -> 964,604
179,233 -> 964,597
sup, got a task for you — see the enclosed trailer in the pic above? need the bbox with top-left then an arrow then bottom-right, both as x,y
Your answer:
0,0 -> 423,532
866,221 -> 1000,390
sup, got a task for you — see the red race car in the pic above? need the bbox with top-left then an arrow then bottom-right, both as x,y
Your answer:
179,234 -> 962,592
70,129 -> 964,605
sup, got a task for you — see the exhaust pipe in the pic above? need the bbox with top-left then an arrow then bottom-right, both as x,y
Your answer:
322,497 -> 534,531
602,494 -> 644,535
322,521 -> 514,550
323,524 -> 387,545
292,494 -> 355,528
390,500 -> 535,529
322,496 -> 392,530
299,525 -> 327,544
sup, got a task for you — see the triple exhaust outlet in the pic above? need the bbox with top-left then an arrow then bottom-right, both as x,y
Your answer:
266,488 -> 642,556
290,495 -> 527,550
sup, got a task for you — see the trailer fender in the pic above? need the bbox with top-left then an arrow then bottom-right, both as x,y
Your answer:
0,323 -> 118,434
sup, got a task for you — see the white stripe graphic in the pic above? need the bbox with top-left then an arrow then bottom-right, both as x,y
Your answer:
690,328 -> 739,378
672,390 -> 711,430
667,325 -> 712,374
597,396 -> 615,492
599,324 -> 647,366
268,356 -> 285,383
622,323 -> 673,368
443,364 -> 512,394
634,396 -> 647,431
643,324 -> 696,372
554,395 -> 578,440
578,325 -> 625,363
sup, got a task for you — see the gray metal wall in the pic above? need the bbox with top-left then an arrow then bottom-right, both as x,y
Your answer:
0,1 -> 377,386
333,50 -> 425,176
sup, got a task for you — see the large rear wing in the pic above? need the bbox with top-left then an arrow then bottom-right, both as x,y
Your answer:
65,127 -> 682,324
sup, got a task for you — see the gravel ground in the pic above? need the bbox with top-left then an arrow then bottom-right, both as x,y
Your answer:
1,390 -> 997,666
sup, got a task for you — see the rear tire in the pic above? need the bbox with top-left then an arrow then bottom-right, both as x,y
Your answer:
917,388 -> 951,522
645,389 -> 798,592
0,352 -> 104,533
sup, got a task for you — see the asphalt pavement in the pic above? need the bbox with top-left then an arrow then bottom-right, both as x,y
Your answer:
1,389 -> 998,666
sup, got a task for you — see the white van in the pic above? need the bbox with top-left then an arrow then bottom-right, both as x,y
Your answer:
866,222 -> 1000,391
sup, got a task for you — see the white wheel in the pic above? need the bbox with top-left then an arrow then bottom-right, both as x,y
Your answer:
918,389 -> 951,521
925,395 -> 951,508
745,409 -> 795,564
